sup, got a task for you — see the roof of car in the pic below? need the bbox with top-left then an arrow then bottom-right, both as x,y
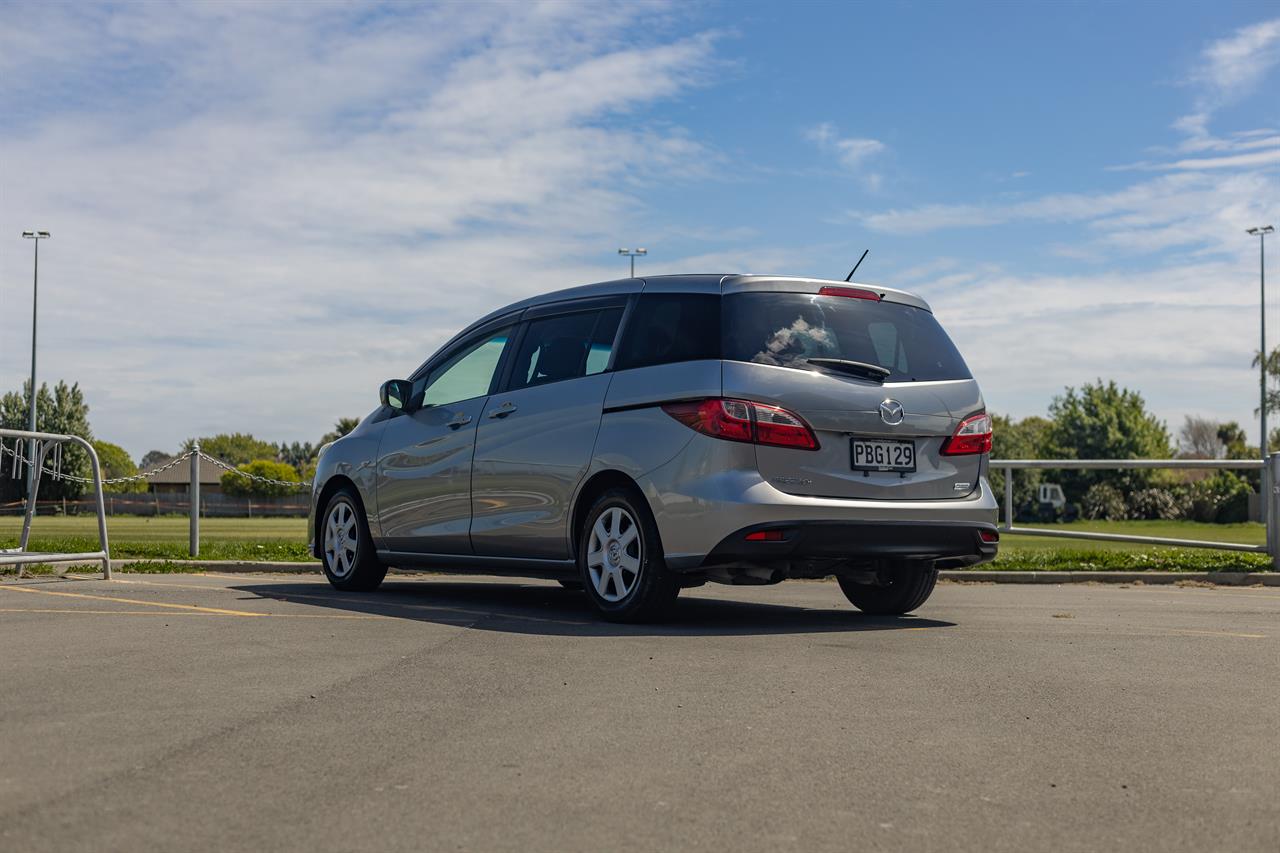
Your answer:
451,274 -> 931,352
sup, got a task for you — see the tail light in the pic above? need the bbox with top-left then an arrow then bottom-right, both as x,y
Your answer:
941,412 -> 993,456
662,398 -> 820,451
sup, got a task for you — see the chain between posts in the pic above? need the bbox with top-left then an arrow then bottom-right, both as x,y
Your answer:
195,451 -> 313,489
0,442 -> 312,490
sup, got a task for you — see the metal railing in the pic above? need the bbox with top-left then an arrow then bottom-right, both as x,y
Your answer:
1,436 -> 315,563
0,428 -> 111,578
991,457 -> 1279,564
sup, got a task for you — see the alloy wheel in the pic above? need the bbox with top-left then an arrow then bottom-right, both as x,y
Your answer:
586,506 -> 642,602
324,500 -> 359,579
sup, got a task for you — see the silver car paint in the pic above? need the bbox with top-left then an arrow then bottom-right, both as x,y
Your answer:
375,396 -> 490,554
471,374 -> 612,559
635,431 -> 996,565
309,273 -> 997,569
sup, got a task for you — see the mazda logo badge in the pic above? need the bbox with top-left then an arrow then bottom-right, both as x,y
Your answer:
879,399 -> 905,425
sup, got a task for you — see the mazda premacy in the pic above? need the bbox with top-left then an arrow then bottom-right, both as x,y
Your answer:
309,274 -> 998,621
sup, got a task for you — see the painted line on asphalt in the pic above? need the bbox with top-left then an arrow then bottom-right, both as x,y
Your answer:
0,585 -> 271,617
0,606 -> 389,620
1,581 -> 577,624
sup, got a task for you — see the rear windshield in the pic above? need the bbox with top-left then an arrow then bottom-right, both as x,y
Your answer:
721,292 -> 971,382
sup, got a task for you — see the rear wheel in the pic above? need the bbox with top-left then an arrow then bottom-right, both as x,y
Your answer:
578,488 -> 679,622
320,489 -> 386,592
838,566 -> 937,615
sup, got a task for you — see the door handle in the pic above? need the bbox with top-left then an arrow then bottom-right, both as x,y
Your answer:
487,402 -> 518,419
446,413 -> 473,429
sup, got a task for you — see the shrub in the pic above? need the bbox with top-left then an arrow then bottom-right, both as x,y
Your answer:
1126,487 -> 1191,520
1082,483 -> 1127,520
219,459 -> 302,498
1184,472 -> 1254,523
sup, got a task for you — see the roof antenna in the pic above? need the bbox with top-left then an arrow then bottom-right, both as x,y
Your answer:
844,249 -> 869,282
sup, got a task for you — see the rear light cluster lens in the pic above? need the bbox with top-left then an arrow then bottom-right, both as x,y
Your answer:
941,412 -> 993,456
745,529 -> 789,542
662,398 -> 820,451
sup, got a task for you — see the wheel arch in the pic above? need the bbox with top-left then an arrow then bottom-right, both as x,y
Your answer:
312,474 -> 369,559
570,469 -> 663,561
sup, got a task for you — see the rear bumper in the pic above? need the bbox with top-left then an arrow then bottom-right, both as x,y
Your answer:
691,519 -> 998,572
636,434 -> 1000,569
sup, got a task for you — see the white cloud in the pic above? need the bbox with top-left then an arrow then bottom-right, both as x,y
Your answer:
850,170 -> 1278,266
0,2 -> 721,456
805,123 -> 887,187
1175,17 -> 1280,143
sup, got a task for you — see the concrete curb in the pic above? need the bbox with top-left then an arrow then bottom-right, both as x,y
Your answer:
113,559 -> 322,574
15,560 -> 1275,587
939,570 -> 1280,586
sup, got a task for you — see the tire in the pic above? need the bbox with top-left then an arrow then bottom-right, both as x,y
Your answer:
837,566 -> 937,615
578,487 -> 680,622
320,488 -> 387,592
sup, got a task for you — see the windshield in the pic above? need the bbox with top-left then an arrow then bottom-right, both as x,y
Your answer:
721,292 -> 971,382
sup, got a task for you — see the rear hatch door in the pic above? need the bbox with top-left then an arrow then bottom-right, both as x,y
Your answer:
720,281 -> 984,501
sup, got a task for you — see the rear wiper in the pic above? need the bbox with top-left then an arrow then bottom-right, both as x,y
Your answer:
804,358 -> 892,383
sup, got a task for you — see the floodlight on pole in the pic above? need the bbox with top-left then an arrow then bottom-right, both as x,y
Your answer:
618,247 -> 647,277
19,230 -> 51,498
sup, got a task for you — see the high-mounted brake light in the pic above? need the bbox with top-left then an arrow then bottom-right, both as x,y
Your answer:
662,398 -> 820,451
941,412 -> 993,456
818,286 -> 881,301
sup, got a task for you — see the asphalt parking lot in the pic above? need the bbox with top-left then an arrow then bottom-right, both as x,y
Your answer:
1,573 -> 1276,852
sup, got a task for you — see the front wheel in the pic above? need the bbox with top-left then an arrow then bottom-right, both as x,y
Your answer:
578,488 -> 679,622
320,489 -> 387,592
838,567 -> 937,615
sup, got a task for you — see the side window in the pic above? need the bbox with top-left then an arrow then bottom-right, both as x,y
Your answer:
586,308 -> 623,375
614,294 -> 720,371
420,328 -> 511,407
508,308 -> 622,391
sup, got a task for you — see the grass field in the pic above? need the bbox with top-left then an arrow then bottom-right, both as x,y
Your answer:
1,515 -> 1272,572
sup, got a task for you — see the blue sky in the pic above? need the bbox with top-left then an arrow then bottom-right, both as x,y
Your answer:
1,1 -> 1279,457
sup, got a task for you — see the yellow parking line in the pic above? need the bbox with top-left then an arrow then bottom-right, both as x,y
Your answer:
0,606 -> 387,620
0,585 -> 268,617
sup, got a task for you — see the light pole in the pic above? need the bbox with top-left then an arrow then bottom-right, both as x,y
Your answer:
20,230 -> 50,498
618,247 -> 647,277
1249,225 -> 1274,520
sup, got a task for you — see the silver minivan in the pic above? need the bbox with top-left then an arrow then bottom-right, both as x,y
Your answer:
309,274 -> 998,621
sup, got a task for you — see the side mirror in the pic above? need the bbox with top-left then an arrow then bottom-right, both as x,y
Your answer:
380,379 -> 414,412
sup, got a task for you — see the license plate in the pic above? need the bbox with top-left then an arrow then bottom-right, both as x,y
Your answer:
850,438 -> 916,472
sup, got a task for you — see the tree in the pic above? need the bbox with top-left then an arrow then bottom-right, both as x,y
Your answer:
276,440 -> 317,473
0,380 -> 94,500
988,414 -> 1050,521
320,417 -> 361,445
1178,416 -> 1224,458
139,450 -> 173,470
1041,380 -> 1171,500
219,459 -> 302,498
92,440 -> 147,494
1217,422 -> 1253,459
185,433 -> 278,466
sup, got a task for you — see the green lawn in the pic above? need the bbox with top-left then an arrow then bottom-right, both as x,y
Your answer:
0,515 -> 311,563
0,515 -> 1272,572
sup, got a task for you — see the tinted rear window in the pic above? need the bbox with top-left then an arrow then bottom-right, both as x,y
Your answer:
614,294 -> 720,370
721,292 -> 971,382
